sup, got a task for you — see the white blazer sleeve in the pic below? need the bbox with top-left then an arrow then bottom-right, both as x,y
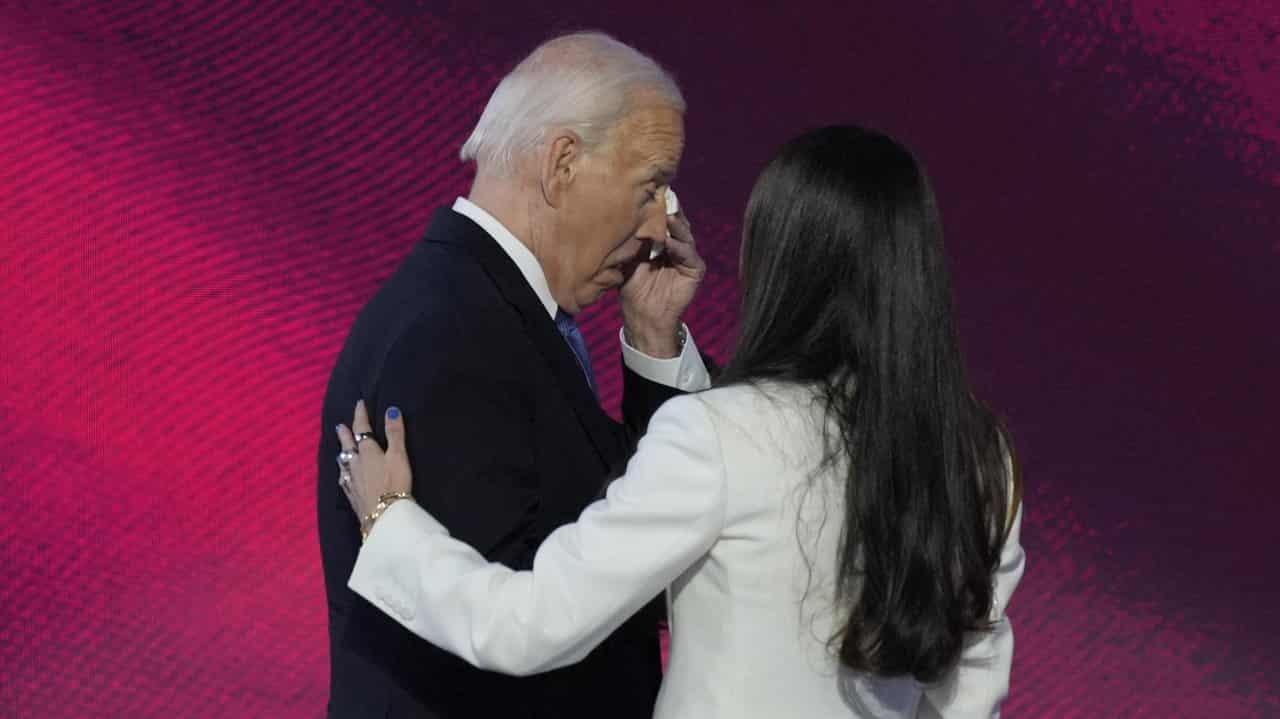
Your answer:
347,394 -> 728,676
919,503 -> 1027,718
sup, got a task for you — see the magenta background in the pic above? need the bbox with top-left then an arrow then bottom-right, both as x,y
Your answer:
2,1 -> 1278,716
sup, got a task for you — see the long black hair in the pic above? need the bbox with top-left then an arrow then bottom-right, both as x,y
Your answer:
717,125 -> 1019,683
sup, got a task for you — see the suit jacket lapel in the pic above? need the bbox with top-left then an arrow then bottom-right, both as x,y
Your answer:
421,209 -> 623,466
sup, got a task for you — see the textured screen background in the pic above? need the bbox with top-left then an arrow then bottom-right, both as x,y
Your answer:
3,1 -> 1278,716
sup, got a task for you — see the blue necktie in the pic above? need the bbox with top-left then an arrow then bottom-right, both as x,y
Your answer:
555,310 -> 597,398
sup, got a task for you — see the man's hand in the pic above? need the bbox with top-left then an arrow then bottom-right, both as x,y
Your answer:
619,207 -> 705,358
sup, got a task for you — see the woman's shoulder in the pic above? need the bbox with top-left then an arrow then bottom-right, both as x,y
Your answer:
657,381 -> 824,446
693,380 -> 819,412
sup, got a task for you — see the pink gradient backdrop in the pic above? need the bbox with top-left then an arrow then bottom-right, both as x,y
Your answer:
2,1 -> 1277,716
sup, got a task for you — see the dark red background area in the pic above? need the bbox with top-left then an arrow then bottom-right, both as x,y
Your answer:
2,1 -> 1277,716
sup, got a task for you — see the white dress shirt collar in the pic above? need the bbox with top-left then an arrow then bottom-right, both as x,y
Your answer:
452,197 -> 558,319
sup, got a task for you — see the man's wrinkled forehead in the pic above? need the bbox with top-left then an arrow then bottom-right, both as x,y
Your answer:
614,101 -> 685,178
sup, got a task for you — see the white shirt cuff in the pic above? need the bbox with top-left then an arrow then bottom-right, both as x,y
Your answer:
620,324 -> 711,392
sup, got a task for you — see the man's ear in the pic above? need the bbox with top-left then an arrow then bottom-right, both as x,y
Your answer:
539,130 -> 581,208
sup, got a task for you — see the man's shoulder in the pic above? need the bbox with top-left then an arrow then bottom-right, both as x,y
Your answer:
367,237 -> 517,327
375,273 -> 525,364
332,242 -> 528,386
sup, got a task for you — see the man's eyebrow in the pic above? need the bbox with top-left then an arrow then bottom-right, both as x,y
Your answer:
649,165 -> 677,184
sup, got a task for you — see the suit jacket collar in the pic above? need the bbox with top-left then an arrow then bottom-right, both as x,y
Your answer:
450,197 -> 558,319
420,208 -> 623,465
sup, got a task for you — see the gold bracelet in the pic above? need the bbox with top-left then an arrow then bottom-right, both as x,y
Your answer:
360,492 -> 414,542
377,491 -> 413,508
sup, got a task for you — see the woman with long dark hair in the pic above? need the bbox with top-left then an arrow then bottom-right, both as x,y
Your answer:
336,125 -> 1025,717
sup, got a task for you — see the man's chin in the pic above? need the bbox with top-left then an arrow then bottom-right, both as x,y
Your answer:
587,286 -> 612,304
571,285 -> 614,312
569,270 -> 625,310
599,267 -> 626,287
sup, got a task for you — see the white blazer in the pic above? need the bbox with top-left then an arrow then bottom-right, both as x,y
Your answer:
350,382 -> 1026,718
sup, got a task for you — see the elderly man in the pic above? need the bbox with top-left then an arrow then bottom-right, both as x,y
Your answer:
316,32 -> 710,718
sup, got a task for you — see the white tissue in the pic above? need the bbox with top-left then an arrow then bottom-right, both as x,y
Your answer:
651,188 -> 680,259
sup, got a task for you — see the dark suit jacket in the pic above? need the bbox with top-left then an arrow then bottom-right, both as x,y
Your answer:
317,208 -> 682,718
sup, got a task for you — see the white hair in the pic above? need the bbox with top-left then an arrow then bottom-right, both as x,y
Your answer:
460,31 -> 685,176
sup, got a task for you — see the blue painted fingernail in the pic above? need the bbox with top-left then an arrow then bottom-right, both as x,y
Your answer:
334,424 -> 343,434
387,406 -> 401,420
